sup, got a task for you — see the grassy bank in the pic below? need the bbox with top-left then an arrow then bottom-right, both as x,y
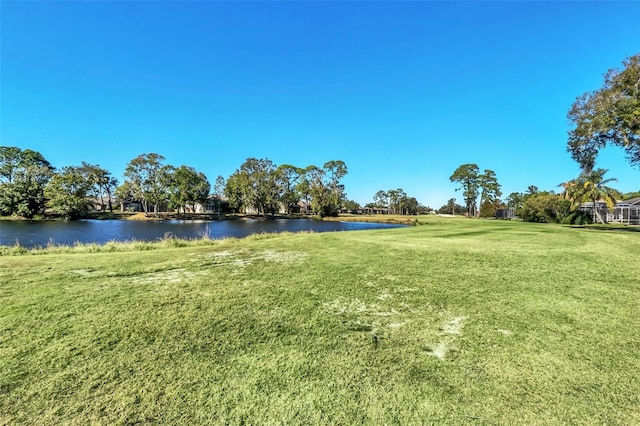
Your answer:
328,213 -> 421,225
2,218 -> 639,424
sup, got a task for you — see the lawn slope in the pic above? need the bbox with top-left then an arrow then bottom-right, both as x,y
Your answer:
1,218 -> 639,424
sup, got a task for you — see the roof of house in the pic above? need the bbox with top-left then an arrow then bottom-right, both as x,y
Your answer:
206,194 -> 229,202
582,197 -> 640,207
581,201 -> 609,207
617,197 -> 640,206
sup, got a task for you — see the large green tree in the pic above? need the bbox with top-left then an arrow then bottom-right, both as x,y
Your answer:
307,161 -> 348,217
123,153 -> 172,216
450,164 -> 480,217
305,165 -> 329,216
0,146 -> 24,183
386,189 -> 399,214
520,192 -> 571,223
45,166 -> 94,219
276,164 -> 304,214
225,158 -> 279,215
372,190 -> 388,209
295,172 -> 312,214
0,147 -> 54,217
225,171 -> 249,214
478,169 -> 502,217
568,54 -> 640,170
323,160 -> 348,216
388,189 -> 409,215
506,192 -> 525,211
213,175 -> 226,217
403,196 -> 423,215
168,165 -> 211,218
78,162 -> 118,212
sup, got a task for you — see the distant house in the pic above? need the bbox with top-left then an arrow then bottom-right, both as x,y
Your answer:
120,199 -> 143,212
119,199 -> 168,214
88,196 -> 116,212
363,206 -> 389,215
340,206 -> 364,215
609,197 -> 640,225
580,197 -> 640,224
193,196 -> 304,215
290,201 -> 310,214
495,207 -> 516,220
193,196 -> 229,214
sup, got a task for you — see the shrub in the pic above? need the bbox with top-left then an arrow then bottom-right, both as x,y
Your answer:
560,210 -> 593,225
520,192 -> 571,223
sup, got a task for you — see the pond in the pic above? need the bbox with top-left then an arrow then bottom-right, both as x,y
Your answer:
0,218 -> 405,248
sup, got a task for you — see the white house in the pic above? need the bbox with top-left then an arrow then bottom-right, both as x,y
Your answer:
609,197 -> 640,225
580,197 -> 640,224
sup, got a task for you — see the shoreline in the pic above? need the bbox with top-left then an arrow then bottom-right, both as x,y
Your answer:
0,215 -> 410,253
0,212 -> 421,225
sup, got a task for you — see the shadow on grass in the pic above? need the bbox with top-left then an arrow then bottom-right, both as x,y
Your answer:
567,225 -> 640,233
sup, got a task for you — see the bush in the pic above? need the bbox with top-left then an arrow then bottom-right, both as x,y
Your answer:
560,210 -> 593,225
520,192 -> 571,223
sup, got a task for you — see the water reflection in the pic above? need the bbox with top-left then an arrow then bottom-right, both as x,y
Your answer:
0,218 -> 405,248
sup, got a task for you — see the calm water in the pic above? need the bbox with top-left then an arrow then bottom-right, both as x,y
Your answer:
0,219 -> 404,248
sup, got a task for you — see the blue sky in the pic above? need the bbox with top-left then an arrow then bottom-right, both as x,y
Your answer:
2,1 -> 639,208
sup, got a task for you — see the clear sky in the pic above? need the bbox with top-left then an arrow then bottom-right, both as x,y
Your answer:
2,1 -> 639,209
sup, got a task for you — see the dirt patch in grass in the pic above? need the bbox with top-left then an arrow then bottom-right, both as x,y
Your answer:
425,315 -> 468,361
195,249 -> 307,268
69,269 -> 96,276
131,269 -> 209,284
443,315 -> 468,335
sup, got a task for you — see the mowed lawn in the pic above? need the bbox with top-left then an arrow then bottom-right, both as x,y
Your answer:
1,218 -> 639,424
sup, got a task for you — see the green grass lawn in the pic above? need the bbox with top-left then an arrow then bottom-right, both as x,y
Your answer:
2,217 -> 639,424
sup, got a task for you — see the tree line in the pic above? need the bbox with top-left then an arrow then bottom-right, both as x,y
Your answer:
0,148 -> 355,219
364,189 -> 430,215
224,158 -> 349,217
439,164 -> 637,224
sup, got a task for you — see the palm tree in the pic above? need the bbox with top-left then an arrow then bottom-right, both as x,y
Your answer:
561,169 -> 620,223
559,179 -> 580,206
